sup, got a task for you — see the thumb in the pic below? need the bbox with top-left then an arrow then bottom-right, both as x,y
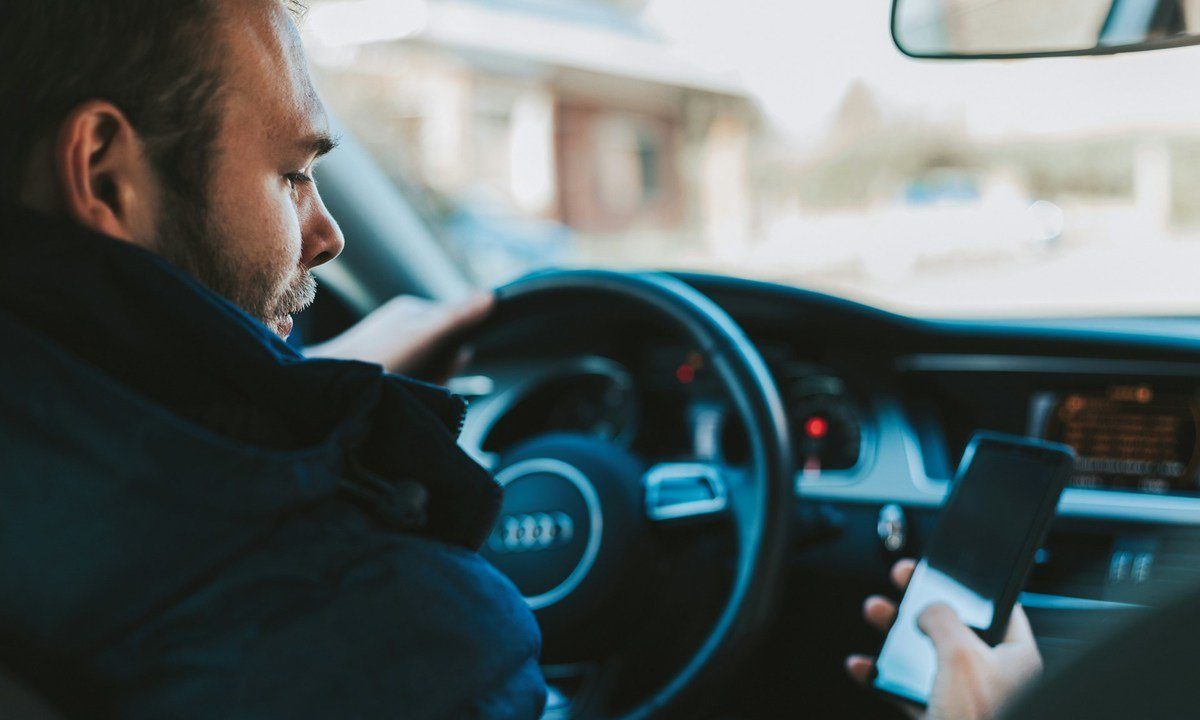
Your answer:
1002,604 -> 1035,646
918,603 -> 985,657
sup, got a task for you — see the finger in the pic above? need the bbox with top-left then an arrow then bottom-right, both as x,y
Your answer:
844,654 -> 875,685
890,558 -> 917,591
445,292 -> 495,328
1003,603 -> 1036,645
900,703 -> 924,720
380,295 -> 436,321
436,347 -> 475,385
917,603 -> 985,656
399,295 -> 493,378
863,595 -> 898,633
450,346 -> 474,375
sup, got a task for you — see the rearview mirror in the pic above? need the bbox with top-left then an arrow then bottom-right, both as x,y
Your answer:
892,0 -> 1200,59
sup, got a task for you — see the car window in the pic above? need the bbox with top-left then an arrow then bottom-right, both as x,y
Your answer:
302,0 -> 1200,318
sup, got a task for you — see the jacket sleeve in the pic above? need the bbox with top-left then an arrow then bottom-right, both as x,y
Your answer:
96,519 -> 547,720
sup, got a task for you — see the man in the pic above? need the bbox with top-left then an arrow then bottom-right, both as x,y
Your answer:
0,0 -> 1043,718
0,0 -> 543,717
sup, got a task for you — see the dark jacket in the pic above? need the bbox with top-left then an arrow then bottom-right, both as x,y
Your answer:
0,203 -> 545,719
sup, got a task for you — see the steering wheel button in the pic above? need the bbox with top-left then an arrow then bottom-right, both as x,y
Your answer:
644,463 -> 729,521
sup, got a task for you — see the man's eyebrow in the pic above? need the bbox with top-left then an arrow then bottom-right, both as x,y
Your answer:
308,134 -> 340,159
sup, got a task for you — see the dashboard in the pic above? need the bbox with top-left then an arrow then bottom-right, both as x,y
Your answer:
450,274 -> 1200,719
457,349 -> 867,477
459,281 -> 1200,522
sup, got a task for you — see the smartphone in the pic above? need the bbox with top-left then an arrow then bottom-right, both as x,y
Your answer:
872,431 -> 1074,706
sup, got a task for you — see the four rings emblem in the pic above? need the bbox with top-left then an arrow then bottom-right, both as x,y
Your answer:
488,512 -> 575,553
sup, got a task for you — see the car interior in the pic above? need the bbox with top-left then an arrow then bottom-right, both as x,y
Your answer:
280,1 -> 1200,717
13,0 -> 1200,718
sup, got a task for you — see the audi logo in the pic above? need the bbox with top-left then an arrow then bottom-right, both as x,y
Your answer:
488,512 -> 575,553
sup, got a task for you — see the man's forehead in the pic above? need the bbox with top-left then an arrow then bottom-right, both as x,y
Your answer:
218,0 -> 329,143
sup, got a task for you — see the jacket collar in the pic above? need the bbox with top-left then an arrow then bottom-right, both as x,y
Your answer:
0,201 -> 498,548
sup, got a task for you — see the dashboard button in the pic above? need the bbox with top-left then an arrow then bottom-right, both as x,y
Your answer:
877,504 -> 907,553
1132,552 -> 1154,584
1109,551 -> 1132,583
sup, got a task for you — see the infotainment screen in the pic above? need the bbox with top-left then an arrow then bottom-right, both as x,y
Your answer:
1031,385 -> 1200,494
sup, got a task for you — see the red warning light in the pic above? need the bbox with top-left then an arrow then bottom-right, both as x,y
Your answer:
804,416 -> 829,439
675,364 -> 696,384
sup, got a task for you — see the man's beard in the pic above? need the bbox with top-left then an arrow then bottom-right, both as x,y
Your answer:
154,188 -> 316,338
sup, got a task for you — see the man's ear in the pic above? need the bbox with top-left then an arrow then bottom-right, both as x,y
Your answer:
54,100 -> 159,244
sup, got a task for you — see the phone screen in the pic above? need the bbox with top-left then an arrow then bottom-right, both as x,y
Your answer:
873,434 -> 1072,705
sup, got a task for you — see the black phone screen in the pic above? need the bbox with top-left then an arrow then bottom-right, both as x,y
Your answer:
873,433 -> 1072,705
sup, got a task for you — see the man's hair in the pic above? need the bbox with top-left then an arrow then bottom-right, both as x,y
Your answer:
0,1 -> 231,204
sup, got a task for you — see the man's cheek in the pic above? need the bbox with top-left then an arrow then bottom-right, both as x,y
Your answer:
211,175 -> 278,257
253,185 -> 305,267
282,210 -> 306,270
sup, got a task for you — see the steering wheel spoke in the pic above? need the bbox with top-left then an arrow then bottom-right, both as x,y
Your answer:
642,461 -> 730,522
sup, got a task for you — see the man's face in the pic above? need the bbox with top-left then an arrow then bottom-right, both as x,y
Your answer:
156,0 -> 344,339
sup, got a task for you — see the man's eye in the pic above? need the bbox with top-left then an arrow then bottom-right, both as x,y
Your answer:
286,172 -> 314,187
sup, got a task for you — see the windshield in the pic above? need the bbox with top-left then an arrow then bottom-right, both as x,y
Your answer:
302,0 -> 1200,318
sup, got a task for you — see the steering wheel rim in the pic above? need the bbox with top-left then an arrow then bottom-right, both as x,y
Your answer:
482,269 -> 793,719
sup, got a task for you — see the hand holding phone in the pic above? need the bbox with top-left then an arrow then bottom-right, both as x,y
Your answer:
848,559 -> 1043,720
918,598 -> 1043,719
871,432 -> 1073,707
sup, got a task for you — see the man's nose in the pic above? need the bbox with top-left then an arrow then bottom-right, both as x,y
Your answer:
300,190 -> 345,269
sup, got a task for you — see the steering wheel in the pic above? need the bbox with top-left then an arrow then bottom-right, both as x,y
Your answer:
460,270 -> 793,719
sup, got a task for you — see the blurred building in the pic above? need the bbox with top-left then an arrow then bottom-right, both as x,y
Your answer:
305,0 -> 761,277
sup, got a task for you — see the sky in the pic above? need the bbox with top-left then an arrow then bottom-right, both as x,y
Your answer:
642,0 -> 1200,142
